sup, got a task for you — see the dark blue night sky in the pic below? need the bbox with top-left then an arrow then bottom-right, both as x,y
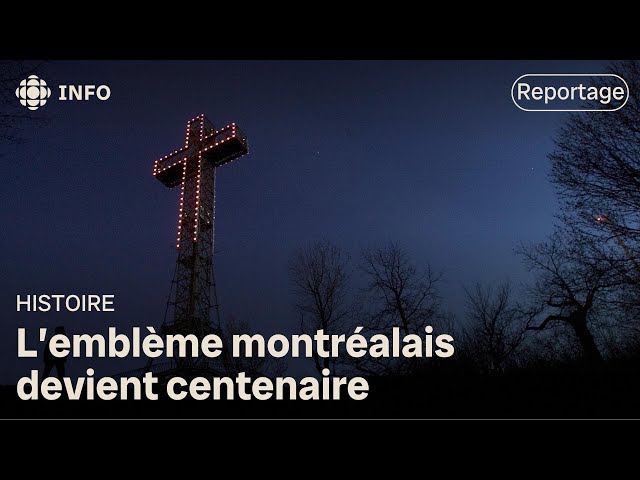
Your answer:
0,60 -> 608,382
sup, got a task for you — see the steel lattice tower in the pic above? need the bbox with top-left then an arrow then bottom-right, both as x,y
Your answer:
153,114 -> 248,368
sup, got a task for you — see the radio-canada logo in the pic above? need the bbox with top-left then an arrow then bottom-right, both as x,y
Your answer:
15,75 -> 51,111
14,75 -> 111,111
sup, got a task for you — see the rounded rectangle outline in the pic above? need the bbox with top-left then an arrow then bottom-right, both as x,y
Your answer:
511,74 -> 629,112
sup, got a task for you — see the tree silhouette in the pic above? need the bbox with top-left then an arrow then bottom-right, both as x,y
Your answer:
517,230 -> 623,366
289,240 -> 351,374
550,60 -> 640,289
547,60 -> 640,355
462,281 -> 529,373
361,242 -> 441,335
356,242 -> 442,374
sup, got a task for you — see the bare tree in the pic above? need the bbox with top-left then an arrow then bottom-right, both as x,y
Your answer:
289,240 -> 350,374
361,242 -> 442,335
462,281 -> 529,373
352,242 -> 443,375
549,60 -> 640,287
0,61 -> 43,144
543,59 -> 640,362
517,230 -> 622,366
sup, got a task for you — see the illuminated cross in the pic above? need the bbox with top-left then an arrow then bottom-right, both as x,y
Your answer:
153,114 -> 248,343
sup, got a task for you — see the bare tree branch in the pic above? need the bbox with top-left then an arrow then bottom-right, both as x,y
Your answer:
461,281 -> 530,372
289,240 -> 351,374
516,231 -> 618,366
356,242 -> 443,374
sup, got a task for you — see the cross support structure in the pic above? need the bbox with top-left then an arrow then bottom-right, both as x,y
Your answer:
153,114 -> 248,367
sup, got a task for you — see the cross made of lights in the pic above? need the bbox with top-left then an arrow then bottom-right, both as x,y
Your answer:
153,114 -> 248,337
153,114 -> 248,248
